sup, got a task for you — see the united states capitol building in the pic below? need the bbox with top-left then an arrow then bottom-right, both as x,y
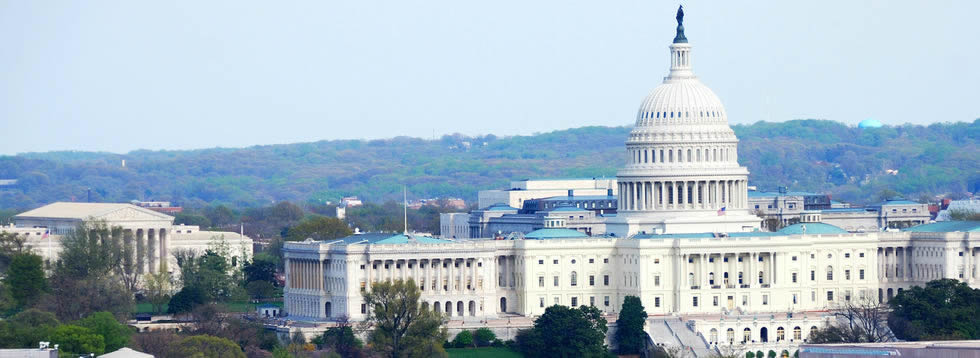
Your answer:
283,8 -> 979,351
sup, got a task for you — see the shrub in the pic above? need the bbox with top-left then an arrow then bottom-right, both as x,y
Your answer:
474,327 -> 496,347
452,330 -> 474,348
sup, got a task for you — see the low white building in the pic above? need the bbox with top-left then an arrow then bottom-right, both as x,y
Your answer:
1,202 -> 253,273
478,178 -> 617,210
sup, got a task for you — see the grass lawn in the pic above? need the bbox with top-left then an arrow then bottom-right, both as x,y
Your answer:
446,347 -> 522,358
132,302 -> 167,314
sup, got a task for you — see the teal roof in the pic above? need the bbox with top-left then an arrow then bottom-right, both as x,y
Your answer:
485,203 -> 519,211
550,206 -> 589,212
524,228 -> 588,240
748,191 -> 821,197
634,231 -> 783,239
903,221 -> 980,233
542,195 -> 616,201
858,119 -> 883,128
874,199 -> 921,206
778,223 -> 848,235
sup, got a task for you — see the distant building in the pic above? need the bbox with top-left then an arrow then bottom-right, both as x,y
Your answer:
130,200 -> 182,214
335,206 -> 346,220
0,343 -> 58,358
341,196 -> 363,208
936,198 -> 980,221
749,190 -> 930,232
477,178 -> 617,210
439,212 -> 470,239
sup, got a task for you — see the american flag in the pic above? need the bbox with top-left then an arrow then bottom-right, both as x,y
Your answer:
42,230 -> 49,239
717,207 -> 726,216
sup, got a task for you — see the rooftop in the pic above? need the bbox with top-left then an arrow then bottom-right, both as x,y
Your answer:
541,195 -> 616,201
633,231 -> 782,239
778,222 -> 849,235
902,221 -> 980,233
16,202 -> 173,220
524,228 -> 589,240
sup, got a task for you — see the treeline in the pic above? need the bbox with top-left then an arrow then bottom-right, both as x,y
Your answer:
0,119 -> 977,210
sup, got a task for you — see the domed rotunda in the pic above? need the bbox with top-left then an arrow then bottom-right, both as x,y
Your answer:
606,6 -> 761,236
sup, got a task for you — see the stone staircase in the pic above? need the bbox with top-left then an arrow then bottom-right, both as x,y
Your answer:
664,318 -> 716,358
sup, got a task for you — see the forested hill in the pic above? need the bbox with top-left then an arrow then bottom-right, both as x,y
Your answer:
1,119 -> 978,211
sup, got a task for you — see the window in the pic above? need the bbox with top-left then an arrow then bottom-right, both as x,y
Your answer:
589,275 -> 595,286
810,270 -> 815,281
589,258 -> 594,263
827,266 -> 834,280
359,264 -> 365,269
742,295 -> 748,305
603,258 -> 609,263
538,276 -> 544,287
655,297 -> 661,307
571,272 -> 578,286
859,252 -> 865,258
571,259 -> 576,264
361,304 -> 367,314
794,327 -> 802,341
845,269 -> 851,280
811,254 -> 815,259
792,272 -> 798,283
827,254 -> 833,259
554,297 -> 559,305
792,294 -> 798,304
553,276 -> 559,287
604,275 -> 609,286
827,291 -> 834,301
553,259 -> 558,264
604,296 -> 610,306
845,290 -> 852,301
654,258 -> 660,264
654,275 -> 661,286
713,296 -> 719,306
792,256 -> 797,261
571,297 -> 578,306
859,269 -> 865,280
693,296 -> 699,307
762,295 -> 768,305
540,297 -> 544,307
538,260 -> 544,265
845,253 -> 851,258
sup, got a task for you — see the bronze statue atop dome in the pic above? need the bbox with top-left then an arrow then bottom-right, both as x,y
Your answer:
673,5 -> 688,43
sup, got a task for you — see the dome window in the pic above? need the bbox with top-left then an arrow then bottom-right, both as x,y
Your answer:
656,112 -> 660,118
670,112 -> 674,118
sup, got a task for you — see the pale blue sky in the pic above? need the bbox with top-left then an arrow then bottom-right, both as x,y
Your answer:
1,1 -> 977,154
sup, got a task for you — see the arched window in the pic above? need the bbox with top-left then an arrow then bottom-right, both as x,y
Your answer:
759,271 -> 764,284
687,149 -> 692,162
810,326 -> 818,339
827,266 -> 834,280
793,327 -> 802,340
689,272 -> 695,286
669,150 -> 674,163
743,328 -> 751,343
727,328 -> 735,344
671,112 -> 674,118
571,271 -> 578,286
709,272 -> 715,285
776,327 -> 785,341
697,149 -> 701,161
710,329 -> 718,343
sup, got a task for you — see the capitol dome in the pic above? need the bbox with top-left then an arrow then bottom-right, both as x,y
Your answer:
634,72 -> 728,127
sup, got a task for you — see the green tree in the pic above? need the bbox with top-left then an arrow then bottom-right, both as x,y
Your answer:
0,309 -> 61,348
144,271 -> 174,314
168,286 -> 206,314
318,319 -> 364,358
286,216 -> 352,241
362,279 -> 447,358
174,212 -> 212,228
4,253 -> 46,309
0,231 -> 28,273
77,311 -> 132,352
473,327 -> 496,347
174,248 -> 238,303
516,304 -> 610,358
888,279 -> 980,340
51,324 -> 106,356
615,295 -> 648,355
169,335 -> 246,358
452,330 -> 474,348
243,255 -> 277,285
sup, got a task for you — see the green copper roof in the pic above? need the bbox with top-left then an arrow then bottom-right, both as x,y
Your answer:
550,206 -> 589,212
373,234 -> 455,244
485,203 -> 519,211
778,223 -> 849,235
525,228 -> 588,240
902,221 -> 980,233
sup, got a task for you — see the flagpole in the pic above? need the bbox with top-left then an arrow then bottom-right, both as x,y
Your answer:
403,186 -> 408,235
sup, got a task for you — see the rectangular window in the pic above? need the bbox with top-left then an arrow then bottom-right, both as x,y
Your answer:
827,270 -> 834,280
762,295 -> 768,305
693,297 -> 699,307
553,259 -> 558,264
845,290 -> 852,301
713,296 -> 719,306
554,297 -> 559,305
654,258 -> 660,264
604,258 -> 609,263
654,275 -> 661,286
655,297 -> 661,307
538,259 -> 544,265
571,297 -> 578,307
792,294 -> 798,304
811,271 -> 815,281
540,297 -> 545,307
590,296 -> 595,306
845,253 -> 850,258
792,256 -> 797,261
792,272 -> 797,283
845,270 -> 851,280
860,253 -> 865,258
553,276 -> 559,287
360,264 -> 365,269
827,291 -> 834,301
589,258 -> 595,263
812,291 -> 816,301
589,275 -> 595,286
361,304 -> 366,314
538,276 -> 544,287
604,296 -> 610,306
859,269 -> 865,280
604,275 -> 609,286
742,295 -> 748,305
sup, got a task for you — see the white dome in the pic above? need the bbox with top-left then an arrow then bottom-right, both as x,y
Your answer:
634,78 -> 727,127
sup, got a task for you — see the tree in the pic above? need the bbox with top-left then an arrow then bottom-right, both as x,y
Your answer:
318,318 -> 364,358
168,335 -> 246,358
516,305 -> 610,358
144,271 -> 174,314
452,330 -> 474,348
0,231 -> 28,273
41,274 -> 133,322
286,216 -> 352,241
615,295 -> 648,355
888,279 -> 980,340
246,280 -> 277,300
51,324 -> 106,356
168,286 -> 206,314
473,327 -> 496,347
129,330 -> 180,358
175,248 -> 238,303
243,256 -> 278,285
4,253 -> 46,309
77,311 -> 133,352
832,297 -> 890,342
0,309 -> 60,348
362,279 -> 447,358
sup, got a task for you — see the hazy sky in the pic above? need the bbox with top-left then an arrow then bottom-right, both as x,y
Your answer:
1,1 -> 978,154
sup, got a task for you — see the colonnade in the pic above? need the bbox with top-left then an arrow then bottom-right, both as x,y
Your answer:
683,252 -> 775,290
879,246 -> 980,283
618,179 -> 747,211
122,228 -> 168,274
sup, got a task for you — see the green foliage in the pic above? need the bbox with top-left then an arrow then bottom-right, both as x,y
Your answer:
76,311 -> 132,352
473,327 -> 496,347
285,215 -> 352,241
2,120 -> 976,210
169,335 -> 247,358
318,323 -> 364,358
0,309 -> 61,348
516,304 -> 611,358
445,347 -> 523,358
51,324 -> 106,356
746,352 -> 755,358
363,279 -> 448,358
174,212 -> 212,228
168,286 -> 206,314
615,295 -> 647,355
246,280 -> 277,300
768,350 -> 776,358
5,253 -> 46,309
144,271 -> 174,314
0,231 -> 28,274
243,256 -> 277,285
888,279 -> 980,340
452,330 -> 474,348
175,248 -> 239,304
